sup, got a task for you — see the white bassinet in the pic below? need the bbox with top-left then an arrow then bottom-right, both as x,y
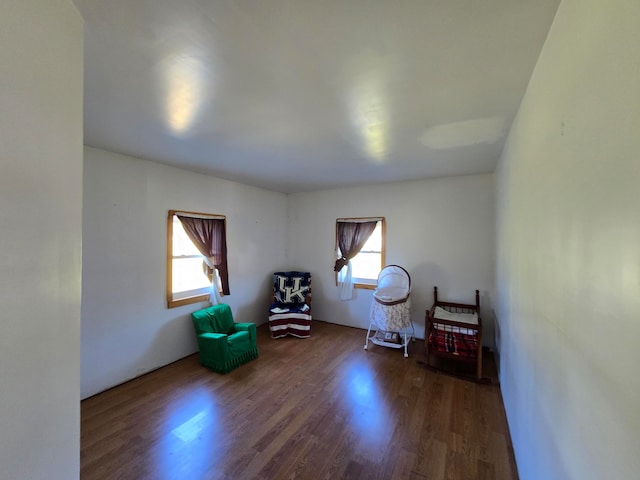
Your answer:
364,265 -> 415,357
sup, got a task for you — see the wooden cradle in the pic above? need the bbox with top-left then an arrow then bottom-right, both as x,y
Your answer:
425,286 -> 483,380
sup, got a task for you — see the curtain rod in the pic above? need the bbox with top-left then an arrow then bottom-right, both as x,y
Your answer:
337,217 -> 383,223
170,210 -> 226,220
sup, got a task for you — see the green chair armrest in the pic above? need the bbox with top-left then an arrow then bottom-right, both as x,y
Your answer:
234,323 -> 256,342
234,323 -> 254,331
199,332 -> 227,341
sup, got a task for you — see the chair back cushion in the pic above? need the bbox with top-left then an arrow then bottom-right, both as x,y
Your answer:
273,271 -> 311,304
191,304 -> 235,335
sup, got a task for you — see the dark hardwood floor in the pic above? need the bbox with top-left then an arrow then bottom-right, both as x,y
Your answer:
81,321 -> 517,479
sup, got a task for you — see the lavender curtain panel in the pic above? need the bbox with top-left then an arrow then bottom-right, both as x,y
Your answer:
333,221 -> 377,272
177,215 -> 230,295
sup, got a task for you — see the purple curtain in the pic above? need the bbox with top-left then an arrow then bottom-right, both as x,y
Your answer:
177,215 -> 230,295
333,221 -> 377,272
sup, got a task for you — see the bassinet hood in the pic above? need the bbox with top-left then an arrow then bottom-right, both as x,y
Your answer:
376,265 -> 410,291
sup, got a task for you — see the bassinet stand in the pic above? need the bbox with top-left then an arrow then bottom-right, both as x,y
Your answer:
364,323 -> 416,358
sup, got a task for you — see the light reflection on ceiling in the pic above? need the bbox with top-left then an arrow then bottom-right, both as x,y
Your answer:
349,78 -> 388,162
74,0 -> 561,192
162,51 -> 208,136
420,116 -> 507,150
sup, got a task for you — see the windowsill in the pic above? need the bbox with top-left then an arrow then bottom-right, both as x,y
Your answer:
334,281 -> 376,290
354,282 -> 376,290
167,293 -> 209,309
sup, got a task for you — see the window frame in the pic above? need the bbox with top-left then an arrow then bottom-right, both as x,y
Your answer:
334,217 -> 386,290
166,209 -> 226,309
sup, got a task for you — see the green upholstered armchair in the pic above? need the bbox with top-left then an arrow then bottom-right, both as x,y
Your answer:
191,304 -> 258,374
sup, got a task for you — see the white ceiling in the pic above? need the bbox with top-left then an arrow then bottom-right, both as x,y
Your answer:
74,0 -> 559,193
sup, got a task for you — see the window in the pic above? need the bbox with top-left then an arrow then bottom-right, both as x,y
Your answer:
167,210 -> 228,308
335,217 -> 385,290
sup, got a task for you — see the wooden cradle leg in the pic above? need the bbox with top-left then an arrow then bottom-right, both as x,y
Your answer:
424,314 -> 430,366
476,328 -> 483,380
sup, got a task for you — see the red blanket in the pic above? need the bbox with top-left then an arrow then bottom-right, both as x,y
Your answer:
428,328 -> 478,358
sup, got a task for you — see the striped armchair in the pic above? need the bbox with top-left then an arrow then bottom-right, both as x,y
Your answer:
268,271 -> 312,338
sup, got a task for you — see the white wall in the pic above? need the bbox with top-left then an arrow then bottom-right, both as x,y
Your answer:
0,2 -> 82,479
287,174 -> 495,342
495,1 -> 640,479
81,147 -> 287,398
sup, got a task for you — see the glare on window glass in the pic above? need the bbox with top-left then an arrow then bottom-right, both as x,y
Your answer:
172,258 -> 210,292
350,222 -> 382,282
351,252 -> 381,280
173,217 -> 202,256
172,217 -> 210,294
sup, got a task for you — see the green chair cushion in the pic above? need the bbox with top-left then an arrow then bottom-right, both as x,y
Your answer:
228,330 -> 251,355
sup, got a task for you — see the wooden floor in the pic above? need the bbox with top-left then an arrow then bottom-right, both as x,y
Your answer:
81,321 -> 518,480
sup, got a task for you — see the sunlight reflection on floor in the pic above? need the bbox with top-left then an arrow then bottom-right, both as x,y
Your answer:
341,361 -> 395,459
155,388 -> 223,478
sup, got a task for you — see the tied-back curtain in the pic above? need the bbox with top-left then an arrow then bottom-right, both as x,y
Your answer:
177,215 -> 230,304
334,220 -> 377,300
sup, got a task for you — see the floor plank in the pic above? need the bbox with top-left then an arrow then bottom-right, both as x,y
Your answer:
81,321 -> 518,479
